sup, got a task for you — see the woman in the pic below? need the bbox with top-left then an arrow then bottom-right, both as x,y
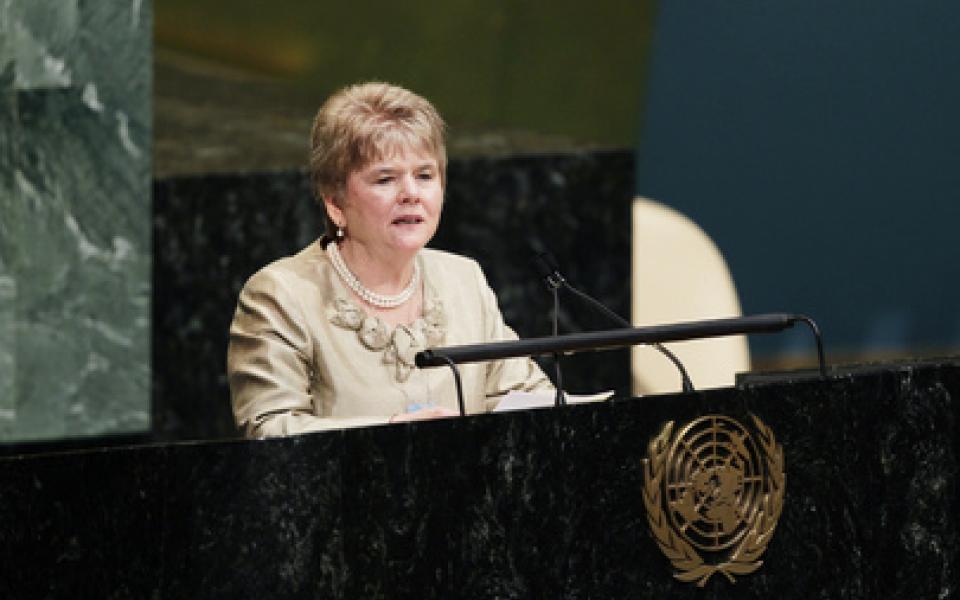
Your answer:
227,82 -> 551,438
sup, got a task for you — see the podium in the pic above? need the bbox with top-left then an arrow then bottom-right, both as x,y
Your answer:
1,358 -> 957,599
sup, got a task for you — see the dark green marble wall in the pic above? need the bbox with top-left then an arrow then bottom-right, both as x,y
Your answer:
0,2 -> 152,442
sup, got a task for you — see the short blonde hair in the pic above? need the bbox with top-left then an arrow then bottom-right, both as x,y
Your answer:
309,82 -> 447,237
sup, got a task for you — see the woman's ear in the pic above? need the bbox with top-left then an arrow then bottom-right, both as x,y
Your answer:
323,194 -> 344,227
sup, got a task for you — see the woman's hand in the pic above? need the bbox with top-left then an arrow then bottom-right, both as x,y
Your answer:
389,406 -> 460,423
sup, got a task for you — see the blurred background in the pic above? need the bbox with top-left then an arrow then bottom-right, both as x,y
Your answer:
3,0 -> 960,447
154,0 -> 656,176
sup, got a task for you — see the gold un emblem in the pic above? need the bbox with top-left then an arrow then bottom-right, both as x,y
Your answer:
642,414 -> 785,587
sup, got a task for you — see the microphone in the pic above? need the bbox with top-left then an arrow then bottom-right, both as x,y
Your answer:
531,249 -> 695,393
531,251 -> 567,406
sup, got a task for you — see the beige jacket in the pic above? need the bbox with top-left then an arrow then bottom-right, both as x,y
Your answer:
227,241 -> 552,438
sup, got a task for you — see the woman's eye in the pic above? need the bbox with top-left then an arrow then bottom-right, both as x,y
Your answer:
376,176 -> 394,184
417,172 -> 435,180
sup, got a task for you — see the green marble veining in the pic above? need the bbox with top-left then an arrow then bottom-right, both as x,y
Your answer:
0,1 -> 18,435
0,1 -> 152,441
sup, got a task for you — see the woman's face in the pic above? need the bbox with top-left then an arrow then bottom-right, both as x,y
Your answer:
327,147 -> 443,260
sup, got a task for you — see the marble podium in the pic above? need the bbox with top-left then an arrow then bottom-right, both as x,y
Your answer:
1,358 -> 957,599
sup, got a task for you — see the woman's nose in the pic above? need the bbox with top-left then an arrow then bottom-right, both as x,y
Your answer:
399,174 -> 420,201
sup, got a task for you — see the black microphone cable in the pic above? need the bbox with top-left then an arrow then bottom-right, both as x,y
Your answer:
532,250 -> 695,394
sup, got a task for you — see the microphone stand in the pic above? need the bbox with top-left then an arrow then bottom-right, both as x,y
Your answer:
545,270 -> 567,406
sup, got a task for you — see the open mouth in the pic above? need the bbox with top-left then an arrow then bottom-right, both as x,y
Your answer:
391,216 -> 425,225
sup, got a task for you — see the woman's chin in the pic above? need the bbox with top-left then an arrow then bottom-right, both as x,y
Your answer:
385,237 -> 428,255
388,226 -> 435,252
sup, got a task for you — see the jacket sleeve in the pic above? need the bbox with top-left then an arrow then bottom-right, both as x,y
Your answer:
227,268 -> 387,438
474,263 -> 553,410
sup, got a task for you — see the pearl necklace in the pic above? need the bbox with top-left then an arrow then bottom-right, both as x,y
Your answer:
326,241 -> 420,308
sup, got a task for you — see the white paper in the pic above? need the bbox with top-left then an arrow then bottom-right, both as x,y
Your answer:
492,389 -> 614,413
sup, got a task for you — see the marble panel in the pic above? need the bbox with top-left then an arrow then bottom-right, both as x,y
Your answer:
1,359 -> 958,598
0,0 -> 19,432
0,444 -> 167,597
0,0 -> 20,434
0,1 -> 152,442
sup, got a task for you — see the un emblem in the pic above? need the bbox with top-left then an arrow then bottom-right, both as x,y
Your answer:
642,415 -> 785,586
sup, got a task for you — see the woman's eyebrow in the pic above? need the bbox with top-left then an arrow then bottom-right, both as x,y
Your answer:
368,165 -> 398,175
368,162 -> 435,174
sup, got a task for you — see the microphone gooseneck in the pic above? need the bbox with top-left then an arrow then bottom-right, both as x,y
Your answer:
435,355 -> 466,416
532,250 -> 695,394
